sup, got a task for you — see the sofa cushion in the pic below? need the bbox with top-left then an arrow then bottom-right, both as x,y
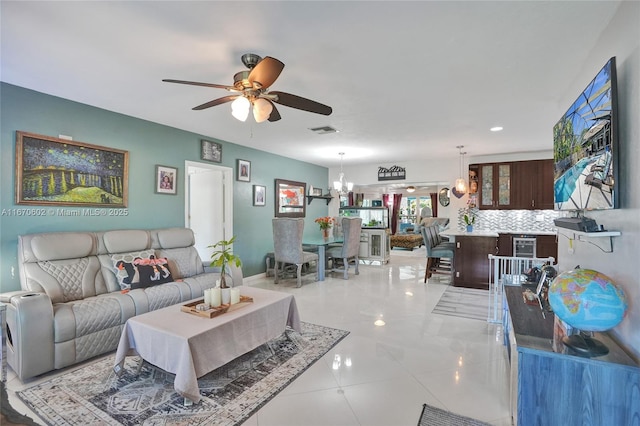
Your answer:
132,257 -> 174,289
102,230 -> 150,254
31,233 -> 95,261
155,247 -> 204,279
111,249 -> 155,290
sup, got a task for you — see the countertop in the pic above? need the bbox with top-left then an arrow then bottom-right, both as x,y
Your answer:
441,229 -> 557,238
441,230 -> 500,237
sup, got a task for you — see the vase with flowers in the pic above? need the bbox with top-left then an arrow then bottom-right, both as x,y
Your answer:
463,210 -> 476,232
315,216 -> 335,239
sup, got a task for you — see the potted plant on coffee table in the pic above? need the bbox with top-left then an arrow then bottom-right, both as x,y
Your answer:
208,236 -> 242,289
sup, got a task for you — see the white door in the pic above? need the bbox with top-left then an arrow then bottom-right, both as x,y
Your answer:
185,161 -> 233,263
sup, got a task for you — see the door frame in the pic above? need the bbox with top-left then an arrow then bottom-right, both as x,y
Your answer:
184,160 -> 233,245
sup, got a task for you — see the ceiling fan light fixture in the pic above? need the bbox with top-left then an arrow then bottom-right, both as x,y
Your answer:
231,96 -> 250,121
252,98 -> 273,123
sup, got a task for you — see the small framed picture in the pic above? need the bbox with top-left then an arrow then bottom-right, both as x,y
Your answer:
253,185 -> 266,206
237,159 -> 251,182
201,139 -> 222,163
156,165 -> 178,195
312,187 -> 323,196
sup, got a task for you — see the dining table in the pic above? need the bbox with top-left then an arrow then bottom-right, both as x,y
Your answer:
302,236 -> 343,281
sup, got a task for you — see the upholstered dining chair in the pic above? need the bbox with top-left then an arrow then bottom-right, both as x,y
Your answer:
272,218 -> 319,287
327,217 -> 363,279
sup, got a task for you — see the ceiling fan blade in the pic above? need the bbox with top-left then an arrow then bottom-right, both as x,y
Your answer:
163,79 -> 235,91
192,95 -> 239,110
270,91 -> 332,115
248,57 -> 284,89
268,103 -> 281,122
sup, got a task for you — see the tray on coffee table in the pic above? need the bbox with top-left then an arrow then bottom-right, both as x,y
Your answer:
181,295 -> 254,319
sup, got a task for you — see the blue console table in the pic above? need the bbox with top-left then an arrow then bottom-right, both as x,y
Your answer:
503,286 -> 640,426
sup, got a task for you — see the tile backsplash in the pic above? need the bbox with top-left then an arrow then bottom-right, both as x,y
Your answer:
457,209 -> 560,232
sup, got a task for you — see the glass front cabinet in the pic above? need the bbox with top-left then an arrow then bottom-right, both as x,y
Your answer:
339,207 -> 390,264
475,163 -> 512,209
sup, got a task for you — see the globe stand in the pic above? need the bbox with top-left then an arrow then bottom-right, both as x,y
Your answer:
563,332 -> 609,357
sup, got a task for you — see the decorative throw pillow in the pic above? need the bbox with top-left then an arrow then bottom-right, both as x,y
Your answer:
132,257 -> 174,289
111,249 -> 155,290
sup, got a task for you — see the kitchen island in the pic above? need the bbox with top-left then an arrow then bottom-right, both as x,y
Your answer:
441,230 -> 498,289
441,230 -> 557,289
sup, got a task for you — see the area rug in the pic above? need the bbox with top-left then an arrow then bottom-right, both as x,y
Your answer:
432,286 -> 489,321
17,322 -> 349,426
418,404 -> 492,426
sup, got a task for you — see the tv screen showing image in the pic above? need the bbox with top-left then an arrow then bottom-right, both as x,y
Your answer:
553,57 -> 618,211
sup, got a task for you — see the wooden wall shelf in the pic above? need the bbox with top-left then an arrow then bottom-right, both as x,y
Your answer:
306,195 -> 333,205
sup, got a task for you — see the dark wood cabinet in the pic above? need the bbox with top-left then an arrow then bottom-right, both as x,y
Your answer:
536,234 -> 557,260
472,159 -> 554,210
497,233 -> 513,256
512,160 -> 554,210
454,236 -> 496,289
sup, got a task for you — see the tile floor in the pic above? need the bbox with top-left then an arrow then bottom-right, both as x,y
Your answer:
5,248 -> 513,425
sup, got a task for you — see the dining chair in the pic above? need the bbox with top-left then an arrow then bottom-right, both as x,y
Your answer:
327,217 -> 363,279
272,218 -> 319,287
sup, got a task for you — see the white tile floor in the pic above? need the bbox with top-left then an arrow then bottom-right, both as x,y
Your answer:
5,249 -> 513,425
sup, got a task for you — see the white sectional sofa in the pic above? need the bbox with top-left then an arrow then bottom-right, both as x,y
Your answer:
0,227 -> 239,381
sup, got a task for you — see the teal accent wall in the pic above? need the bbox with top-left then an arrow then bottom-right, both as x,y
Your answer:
0,83 -> 329,291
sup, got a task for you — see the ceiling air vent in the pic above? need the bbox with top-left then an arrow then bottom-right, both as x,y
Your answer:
309,126 -> 338,135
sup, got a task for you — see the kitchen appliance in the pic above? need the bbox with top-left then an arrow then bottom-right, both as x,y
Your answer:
513,235 -> 537,258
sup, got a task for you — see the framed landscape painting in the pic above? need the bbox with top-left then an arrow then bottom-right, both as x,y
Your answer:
15,131 -> 129,207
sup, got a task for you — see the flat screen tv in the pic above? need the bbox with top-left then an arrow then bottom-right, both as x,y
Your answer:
553,57 -> 618,211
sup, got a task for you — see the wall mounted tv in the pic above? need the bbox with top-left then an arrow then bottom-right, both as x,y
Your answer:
553,57 -> 618,211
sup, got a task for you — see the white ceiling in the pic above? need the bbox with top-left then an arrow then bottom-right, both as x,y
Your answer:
0,1 -> 622,168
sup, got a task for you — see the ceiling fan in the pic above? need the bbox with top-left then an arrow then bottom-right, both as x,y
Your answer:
163,53 -> 332,123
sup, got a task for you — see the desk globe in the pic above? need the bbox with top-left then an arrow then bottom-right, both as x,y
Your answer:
548,268 -> 627,357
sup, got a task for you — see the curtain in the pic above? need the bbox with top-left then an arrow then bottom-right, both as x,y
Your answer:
430,193 -> 438,217
383,193 -> 402,234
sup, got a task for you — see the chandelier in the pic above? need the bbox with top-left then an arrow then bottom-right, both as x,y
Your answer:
454,145 -> 468,194
333,152 -> 353,195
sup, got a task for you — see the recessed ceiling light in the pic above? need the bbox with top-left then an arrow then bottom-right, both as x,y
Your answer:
490,126 -> 503,132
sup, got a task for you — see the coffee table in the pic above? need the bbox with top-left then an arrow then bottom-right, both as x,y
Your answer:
114,286 -> 300,403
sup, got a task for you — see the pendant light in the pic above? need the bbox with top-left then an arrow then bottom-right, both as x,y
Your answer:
333,152 -> 353,195
455,145 -> 467,194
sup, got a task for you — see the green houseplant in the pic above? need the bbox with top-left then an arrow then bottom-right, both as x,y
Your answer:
208,236 -> 242,288
463,210 -> 476,232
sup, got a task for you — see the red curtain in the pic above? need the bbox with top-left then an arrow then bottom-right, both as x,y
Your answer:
430,193 -> 438,217
383,193 -> 402,234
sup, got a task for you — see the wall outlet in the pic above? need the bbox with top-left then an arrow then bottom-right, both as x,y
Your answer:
535,214 -> 545,221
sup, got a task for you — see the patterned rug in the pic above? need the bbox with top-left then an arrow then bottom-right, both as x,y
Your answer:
432,286 -> 489,321
418,404 -> 492,426
17,322 -> 348,426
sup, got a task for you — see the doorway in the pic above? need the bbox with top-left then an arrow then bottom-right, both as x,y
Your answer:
185,160 -> 233,262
